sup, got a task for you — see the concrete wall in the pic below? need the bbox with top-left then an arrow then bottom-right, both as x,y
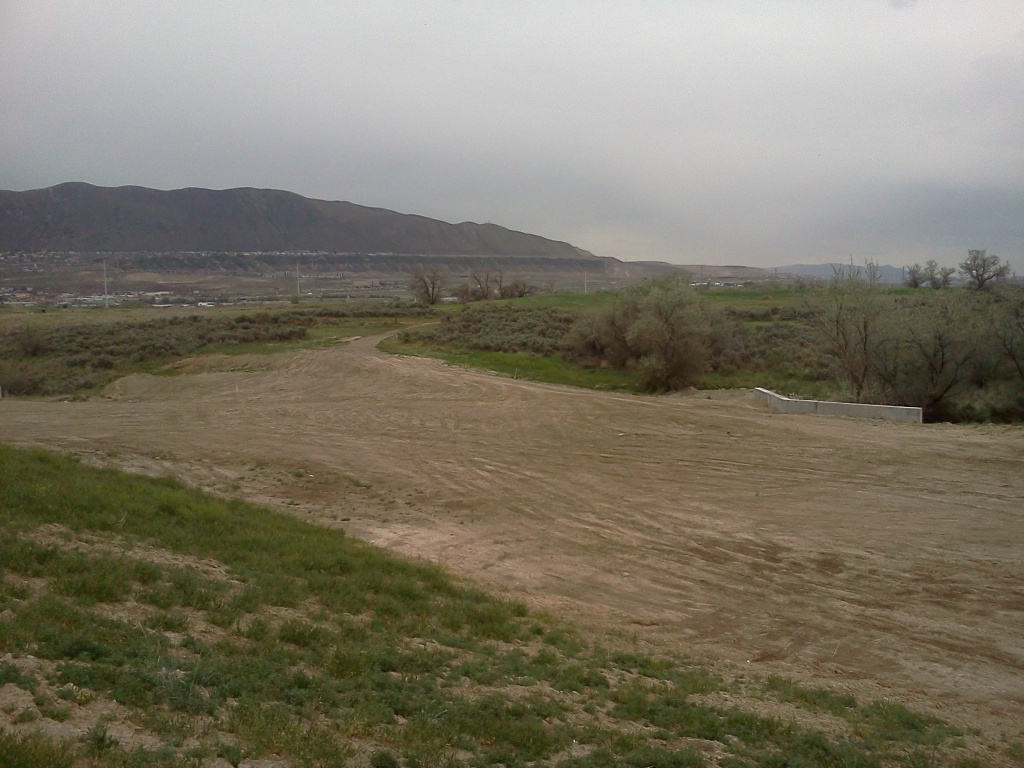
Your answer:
753,388 -> 922,423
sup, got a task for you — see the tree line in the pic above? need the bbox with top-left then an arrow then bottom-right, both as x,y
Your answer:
815,261 -> 1022,420
410,268 -> 533,304
410,253 -> 1023,421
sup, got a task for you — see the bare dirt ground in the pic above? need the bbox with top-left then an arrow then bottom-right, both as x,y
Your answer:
2,333 -> 1022,745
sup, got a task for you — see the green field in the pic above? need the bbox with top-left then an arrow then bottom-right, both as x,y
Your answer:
0,444 -> 981,767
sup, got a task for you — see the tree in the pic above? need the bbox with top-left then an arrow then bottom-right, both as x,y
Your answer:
811,266 -> 892,401
495,272 -> 533,299
992,286 -> 1024,384
904,264 -> 924,288
923,260 -> 955,289
959,249 -> 1010,291
452,281 -> 473,303
470,270 -> 495,300
874,292 -> 981,417
409,269 -> 446,305
505,279 -> 532,298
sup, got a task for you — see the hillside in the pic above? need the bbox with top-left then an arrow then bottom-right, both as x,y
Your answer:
0,182 -> 598,258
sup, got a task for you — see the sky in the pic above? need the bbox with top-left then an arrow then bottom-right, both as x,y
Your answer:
2,2 -> 1023,270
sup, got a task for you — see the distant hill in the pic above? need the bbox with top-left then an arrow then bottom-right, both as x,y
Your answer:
776,263 -> 906,284
0,182 -> 598,259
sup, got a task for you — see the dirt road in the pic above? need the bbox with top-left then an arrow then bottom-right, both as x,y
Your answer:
2,334 -> 1022,739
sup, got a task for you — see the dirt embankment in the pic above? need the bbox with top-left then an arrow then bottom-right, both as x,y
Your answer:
2,332 -> 1022,743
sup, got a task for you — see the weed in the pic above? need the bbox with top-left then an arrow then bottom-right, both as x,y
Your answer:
83,722 -> 119,756
1006,741 -> 1024,763
144,610 -> 190,633
371,749 -> 402,768
216,741 -> 245,767
13,708 -> 39,723
558,746 -> 706,767
611,679 -> 789,747
36,700 -> 70,722
0,661 -> 38,692
0,728 -> 76,768
764,674 -> 858,715
544,628 -> 584,655
859,700 -> 960,746
277,618 -> 328,649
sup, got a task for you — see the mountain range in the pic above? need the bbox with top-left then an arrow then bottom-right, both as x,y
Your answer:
0,182 -> 597,259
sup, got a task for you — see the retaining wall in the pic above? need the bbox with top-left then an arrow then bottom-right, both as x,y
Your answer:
752,388 -> 922,423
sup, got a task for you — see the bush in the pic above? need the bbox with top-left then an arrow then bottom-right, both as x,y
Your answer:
401,304 -> 578,356
569,274 -> 714,392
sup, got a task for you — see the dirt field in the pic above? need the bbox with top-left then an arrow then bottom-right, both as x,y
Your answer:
2,333 -> 1022,743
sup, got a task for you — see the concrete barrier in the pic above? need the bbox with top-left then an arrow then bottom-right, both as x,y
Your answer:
753,388 -> 922,423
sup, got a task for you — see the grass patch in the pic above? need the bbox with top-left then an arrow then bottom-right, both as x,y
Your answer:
382,338 -> 636,391
0,302 -> 430,397
859,700 -> 962,746
0,444 -> 969,766
764,675 -> 858,716
0,729 -> 77,768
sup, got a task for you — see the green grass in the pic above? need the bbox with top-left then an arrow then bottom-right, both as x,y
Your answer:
697,286 -> 814,310
764,675 -> 858,716
0,729 -> 77,768
198,318 -> 409,357
381,338 -> 637,391
0,444 -> 971,767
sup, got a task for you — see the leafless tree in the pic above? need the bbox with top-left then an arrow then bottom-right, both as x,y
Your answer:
992,287 -> 1024,383
453,281 -> 472,303
409,269 -> 446,305
813,268 -> 891,401
493,271 -> 533,299
506,279 -> 532,298
470,270 -> 494,300
875,293 -> 980,413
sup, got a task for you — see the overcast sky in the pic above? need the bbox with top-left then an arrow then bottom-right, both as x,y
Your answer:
2,2 -> 1022,269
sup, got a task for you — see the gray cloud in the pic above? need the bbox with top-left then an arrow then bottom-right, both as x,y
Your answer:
2,1 -> 1022,271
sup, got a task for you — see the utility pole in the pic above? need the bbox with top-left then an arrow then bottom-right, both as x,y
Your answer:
296,260 -> 301,302
103,260 -> 109,307
584,268 -> 588,295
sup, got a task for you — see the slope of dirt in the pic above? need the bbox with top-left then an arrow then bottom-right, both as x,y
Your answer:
2,333 -> 1022,744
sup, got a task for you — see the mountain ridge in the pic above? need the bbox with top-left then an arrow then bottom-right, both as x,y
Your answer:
0,182 -> 598,259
